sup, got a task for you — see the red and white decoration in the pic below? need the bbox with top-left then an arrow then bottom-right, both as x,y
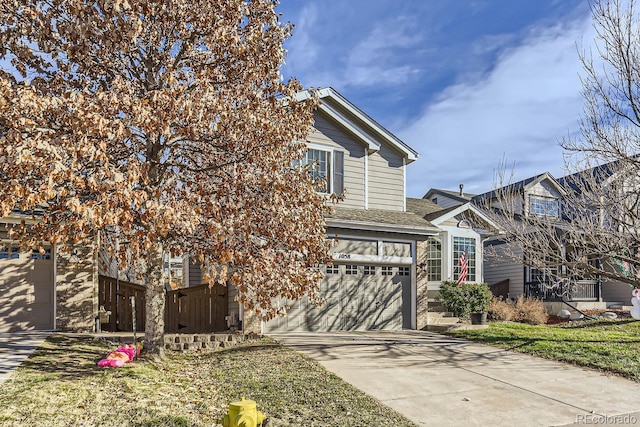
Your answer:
457,252 -> 468,285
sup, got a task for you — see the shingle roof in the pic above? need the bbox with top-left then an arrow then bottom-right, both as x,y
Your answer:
407,197 -> 444,217
327,206 -> 437,230
471,172 -> 565,202
423,188 -> 473,203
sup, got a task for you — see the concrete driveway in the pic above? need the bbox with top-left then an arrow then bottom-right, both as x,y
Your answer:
0,333 -> 49,384
270,330 -> 640,427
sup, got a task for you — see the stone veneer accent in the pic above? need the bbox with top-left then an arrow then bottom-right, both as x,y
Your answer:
164,333 -> 260,352
243,309 -> 262,335
416,240 -> 430,330
56,244 -> 98,332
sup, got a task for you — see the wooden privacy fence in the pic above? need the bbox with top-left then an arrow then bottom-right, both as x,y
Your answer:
99,275 -> 228,333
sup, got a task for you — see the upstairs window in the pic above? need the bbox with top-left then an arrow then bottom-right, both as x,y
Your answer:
529,196 -> 560,218
294,147 -> 344,194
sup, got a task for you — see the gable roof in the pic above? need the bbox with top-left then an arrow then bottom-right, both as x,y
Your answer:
297,87 -> 419,163
406,198 -> 502,233
557,160 -> 622,193
422,188 -> 474,204
471,172 -> 566,202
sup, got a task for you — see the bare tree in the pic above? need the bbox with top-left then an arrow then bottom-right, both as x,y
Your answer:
478,0 -> 640,295
0,0 -> 333,356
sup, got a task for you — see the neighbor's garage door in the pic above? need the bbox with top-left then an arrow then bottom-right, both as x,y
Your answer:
264,264 -> 410,333
0,245 -> 54,332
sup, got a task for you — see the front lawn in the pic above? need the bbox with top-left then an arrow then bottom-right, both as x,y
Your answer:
0,335 -> 415,427
446,319 -> 640,381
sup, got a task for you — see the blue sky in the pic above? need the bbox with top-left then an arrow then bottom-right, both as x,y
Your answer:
276,0 -> 593,197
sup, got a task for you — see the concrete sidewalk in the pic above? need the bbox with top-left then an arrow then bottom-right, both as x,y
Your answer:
271,331 -> 640,427
0,333 -> 49,384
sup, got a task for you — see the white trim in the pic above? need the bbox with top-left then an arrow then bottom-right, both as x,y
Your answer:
428,202 -> 502,232
298,87 -> 419,162
410,240 -> 417,329
364,146 -> 369,210
327,219 -> 439,236
303,143 -> 335,194
403,157 -> 407,211
331,253 -> 412,265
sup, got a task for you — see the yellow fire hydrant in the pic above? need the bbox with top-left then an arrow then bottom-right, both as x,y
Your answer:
220,397 -> 267,427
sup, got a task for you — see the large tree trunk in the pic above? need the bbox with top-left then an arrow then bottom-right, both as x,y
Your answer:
144,246 -> 166,358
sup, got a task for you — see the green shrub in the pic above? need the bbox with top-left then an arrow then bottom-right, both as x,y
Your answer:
439,281 -> 493,318
513,296 -> 548,325
488,297 -> 516,321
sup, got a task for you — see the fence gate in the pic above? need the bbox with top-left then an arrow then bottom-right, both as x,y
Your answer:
165,283 -> 228,333
98,275 -> 146,332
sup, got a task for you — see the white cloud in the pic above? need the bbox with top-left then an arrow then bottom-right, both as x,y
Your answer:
401,15 -> 593,197
283,9 -> 423,90
343,19 -> 422,87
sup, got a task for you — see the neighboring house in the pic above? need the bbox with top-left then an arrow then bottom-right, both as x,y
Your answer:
0,211 -> 97,332
423,186 -> 474,209
466,170 -> 631,310
405,198 -> 501,326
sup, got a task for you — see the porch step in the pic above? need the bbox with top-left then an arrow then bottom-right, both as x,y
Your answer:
608,304 -> 632,311
427,312 -> 459,325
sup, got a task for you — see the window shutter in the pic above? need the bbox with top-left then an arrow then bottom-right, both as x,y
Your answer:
333,151 -> 344,194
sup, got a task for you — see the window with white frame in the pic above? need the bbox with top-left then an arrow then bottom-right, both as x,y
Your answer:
294,147 -> 344,194
426,237 -> 442,281
529,196 -> 560,218
453,237 -> 476,282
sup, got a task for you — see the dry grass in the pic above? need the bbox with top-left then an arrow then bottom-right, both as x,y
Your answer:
0,335 -> 415,427
487,296 -> 548,325
512,296 -> 548,325
487,297 -> 515,321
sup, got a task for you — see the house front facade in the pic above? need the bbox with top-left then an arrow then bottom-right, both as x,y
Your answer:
262,88 -> 439,333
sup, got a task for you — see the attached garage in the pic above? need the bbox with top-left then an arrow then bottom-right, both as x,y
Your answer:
0,243 -> 54,332
264,263 -> 411,333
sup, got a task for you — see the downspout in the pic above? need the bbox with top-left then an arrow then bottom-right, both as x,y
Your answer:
364,146 -> 369,210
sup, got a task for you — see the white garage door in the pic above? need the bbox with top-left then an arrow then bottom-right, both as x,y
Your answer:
0,245 -> 54,332
264,264 -> 411,333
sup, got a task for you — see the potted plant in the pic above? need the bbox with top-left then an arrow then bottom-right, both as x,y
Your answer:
439,281 -> 493,324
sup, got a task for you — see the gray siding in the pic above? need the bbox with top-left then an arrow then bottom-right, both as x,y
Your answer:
432,195 -> 465,209
601,262 -> 635,303
368,143 -> 405,211
309,113 -> 365,209
484,241 -> 524,298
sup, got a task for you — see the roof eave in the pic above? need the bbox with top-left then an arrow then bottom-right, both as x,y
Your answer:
326,218 -> 439,236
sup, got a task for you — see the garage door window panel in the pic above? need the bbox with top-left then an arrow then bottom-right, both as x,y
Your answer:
0,245 -> 19,260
